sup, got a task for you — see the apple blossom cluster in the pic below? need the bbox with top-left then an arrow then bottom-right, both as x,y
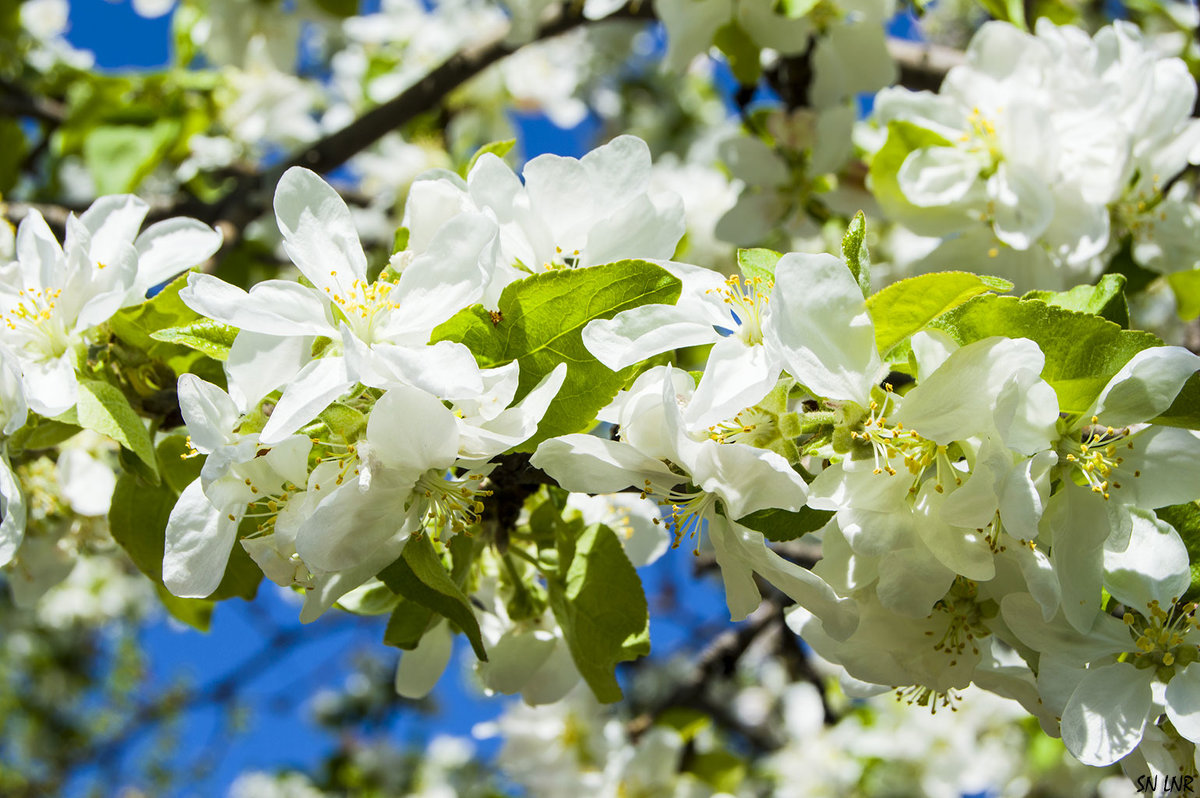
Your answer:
3,117 -> 1200,788
862,19 -> 1200,293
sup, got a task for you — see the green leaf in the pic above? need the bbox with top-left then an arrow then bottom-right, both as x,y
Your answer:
313,0 -> 359,16
0,118 -> 28,196
1167,269 -> 1200,322
1157,501 -> 1200,602
150,319 -> 238,361
841,211 -> 871,297
83,121 -> 179,194
775,0 -> 820,17
391,226 -> 410,255
108,471 -> 177,582
384,599 -> 435,649
547,523 -> 650,703
713,21 -> 762,85
930,295 -> 1161,414
378,535 -> 487,660
1104,237 -> 1160,295
155,584 -> 214,631
867,121 -> 956,233
77,380 -> 159,481
8,416 -> 81,452
737,248 -> 782,283
1153,373 -> 1200,430
866,271 -> 1013,357
1023,273 -> 1129,328
463,138 -> 516,177
432,260 -> 682,447
109,272 -> 224,383
736,506 -> 832,543
688,751 -> 747,793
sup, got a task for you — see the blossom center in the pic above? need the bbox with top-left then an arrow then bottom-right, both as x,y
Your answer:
707,275 -> 771,345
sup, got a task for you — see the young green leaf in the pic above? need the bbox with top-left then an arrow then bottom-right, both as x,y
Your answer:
1023,273 -> 1130,328
841,211 -> 871,297
866,271 -> 1013,356
77,380 -> 159,481
737,248 -> 782,283
378,535 -> 488,660
463,138 -> 516,177
431,260 -> 682,447
1167,269 -> 1200,321
151,319 -> 238,361
547,523 -> 650,703
930,295 -> 1161,413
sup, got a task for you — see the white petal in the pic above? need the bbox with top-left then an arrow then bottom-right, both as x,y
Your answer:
0,456 -> 27,567
531,435 -> 678,495
366,384 -> 460,473
685,337 -> 779,431
132,217 -> 222,296
180,272 -> 334,337
1093,346 -> 1200,428
1103,507 -> 1190,611
259,356 -> 350,445
897,146 -> 982,206
176,373 -> 238,451
274,167 -> 368,289
224,332 -> 312,412
769,253 -> 880,405
691,440 -> 807,518
988,162 -> 1053,250
163,479 -> 240,598
1061,663 -> 1151,766
395,621 -> 454,699
1165,663 -> 1200,744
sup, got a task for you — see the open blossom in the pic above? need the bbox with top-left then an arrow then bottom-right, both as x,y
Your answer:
0,198 -> 220,417
181,166 -> 494,444
403,135 -> 685,306
865,19 -> 1200,290
533,365 -> 857,635
583,251 -> 883,431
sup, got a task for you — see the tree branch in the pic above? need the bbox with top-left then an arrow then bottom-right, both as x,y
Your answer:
168,3 -> 656,236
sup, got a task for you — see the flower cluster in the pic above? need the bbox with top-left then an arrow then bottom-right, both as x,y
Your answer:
863,20 -> 1200,292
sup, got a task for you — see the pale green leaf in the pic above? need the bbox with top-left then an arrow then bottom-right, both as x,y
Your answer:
1023,273 -> 1129,328
866,271 -> 1012,356
841,211 -> 870,297
464,138 -> 516,177
431,260 -> 682,448
151,319 -> 238,361
77,380 -> 159,481
930,295 -> 1160,413
548,523 -> 650,703
1167,269 -> 1200,322
737,248 -> 782,283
